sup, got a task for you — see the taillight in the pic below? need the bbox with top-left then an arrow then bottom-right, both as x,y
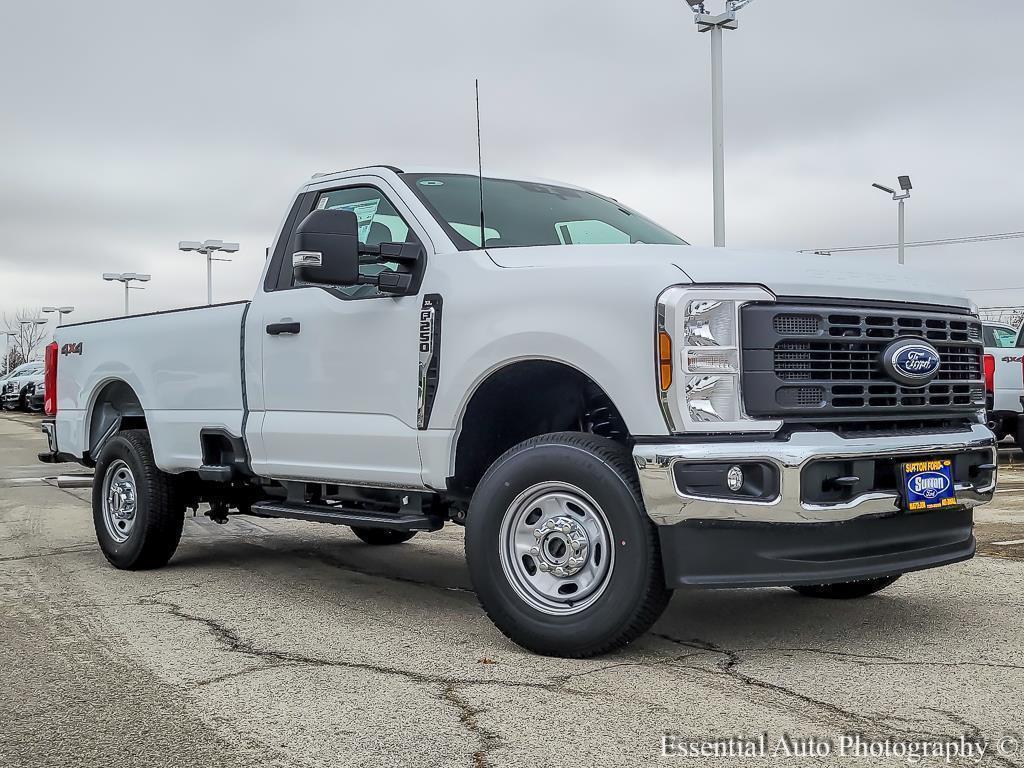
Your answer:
983,353 -> 995,394
44,342 -> 58,416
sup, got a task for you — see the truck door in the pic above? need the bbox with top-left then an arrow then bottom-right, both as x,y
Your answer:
248,180 -> 426,488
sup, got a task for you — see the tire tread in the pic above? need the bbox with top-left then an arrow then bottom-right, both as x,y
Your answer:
469,432 -> 670,658
94,429 -> 184,570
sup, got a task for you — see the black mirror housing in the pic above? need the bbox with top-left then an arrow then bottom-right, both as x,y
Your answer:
292,209 -> 360,285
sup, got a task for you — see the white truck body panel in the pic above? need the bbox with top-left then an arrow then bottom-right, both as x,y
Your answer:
54,303 -> 247,471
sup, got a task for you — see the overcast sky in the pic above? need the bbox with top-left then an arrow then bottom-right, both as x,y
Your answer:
2,0 -> 1022,330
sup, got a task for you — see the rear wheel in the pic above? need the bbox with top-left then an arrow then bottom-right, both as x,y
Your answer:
790,574 -> 901,599
350,527 -> 417,545
92,429 -> 185,570
466,432 -> 670,658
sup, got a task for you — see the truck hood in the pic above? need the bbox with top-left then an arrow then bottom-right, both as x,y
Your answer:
486,244 -> 974,311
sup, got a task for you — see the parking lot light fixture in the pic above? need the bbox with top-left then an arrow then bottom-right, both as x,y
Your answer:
873,176 -> 912,265
42,306 -> 75,326
103,273 -> 152,316
179,239 -> 240,306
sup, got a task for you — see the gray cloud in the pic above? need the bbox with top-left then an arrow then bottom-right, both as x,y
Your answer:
2,0 -> 1023,327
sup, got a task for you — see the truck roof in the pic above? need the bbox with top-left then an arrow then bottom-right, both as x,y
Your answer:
308,165 -> 589,193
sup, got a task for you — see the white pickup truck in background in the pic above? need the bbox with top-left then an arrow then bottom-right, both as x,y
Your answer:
983,322 -> 1024,444
38,166 -> 997,657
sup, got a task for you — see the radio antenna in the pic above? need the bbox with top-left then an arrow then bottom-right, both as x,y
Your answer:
475,78 -> 486,249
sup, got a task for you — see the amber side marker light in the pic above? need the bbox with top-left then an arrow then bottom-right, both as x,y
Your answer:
658,331 -> 673,391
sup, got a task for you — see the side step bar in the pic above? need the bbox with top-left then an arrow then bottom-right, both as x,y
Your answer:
250,501 -> 444,532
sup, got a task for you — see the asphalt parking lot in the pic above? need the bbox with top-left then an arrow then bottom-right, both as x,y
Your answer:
2,413 -> 1023,768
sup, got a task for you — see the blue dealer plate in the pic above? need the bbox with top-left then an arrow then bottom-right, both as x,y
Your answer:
902,459 -> 957,512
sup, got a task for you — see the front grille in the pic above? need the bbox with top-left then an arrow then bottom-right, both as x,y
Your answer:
742,303 -> 985,419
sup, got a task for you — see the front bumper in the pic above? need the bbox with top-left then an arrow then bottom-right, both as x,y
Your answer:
634,424 -> 995,588
659,507 -> 976,588
633,423 -> 996,526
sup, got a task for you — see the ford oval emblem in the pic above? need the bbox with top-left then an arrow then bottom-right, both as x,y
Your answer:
882,339 -> 942,386
908,470 -> 951,499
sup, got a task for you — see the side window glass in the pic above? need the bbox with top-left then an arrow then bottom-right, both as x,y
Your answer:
310,186 -> 415,298
993,327 -> 1018,348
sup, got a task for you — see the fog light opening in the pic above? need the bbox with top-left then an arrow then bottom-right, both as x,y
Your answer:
726,465 -> 744,492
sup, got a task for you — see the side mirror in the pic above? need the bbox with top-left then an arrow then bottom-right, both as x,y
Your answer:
292,209 -> 360,285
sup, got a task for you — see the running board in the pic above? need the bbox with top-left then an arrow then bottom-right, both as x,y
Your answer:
250,501 -> 444,532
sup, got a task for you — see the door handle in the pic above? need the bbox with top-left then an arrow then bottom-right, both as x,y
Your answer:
266,321 -> 301,336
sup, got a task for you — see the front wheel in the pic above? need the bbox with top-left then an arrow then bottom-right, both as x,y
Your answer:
465,432 -> 670,658
790,574 -> 901,599
92,429 -> 185,570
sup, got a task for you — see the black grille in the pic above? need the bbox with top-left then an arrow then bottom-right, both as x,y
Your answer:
742,303 -> 985,419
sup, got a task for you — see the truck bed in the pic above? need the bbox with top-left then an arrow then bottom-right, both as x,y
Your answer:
54,301 -> 250,473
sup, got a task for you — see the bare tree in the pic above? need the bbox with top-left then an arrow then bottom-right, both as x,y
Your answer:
2,308 -> 50,373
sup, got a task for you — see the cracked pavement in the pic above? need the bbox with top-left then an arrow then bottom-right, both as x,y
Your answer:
2,415 -> 1023,767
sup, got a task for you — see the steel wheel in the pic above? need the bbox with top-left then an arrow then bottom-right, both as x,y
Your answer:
498,481 -> 614,616
101,459 -> 138,543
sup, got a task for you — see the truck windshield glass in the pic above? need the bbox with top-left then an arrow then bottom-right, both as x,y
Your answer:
402,173 -> 686,250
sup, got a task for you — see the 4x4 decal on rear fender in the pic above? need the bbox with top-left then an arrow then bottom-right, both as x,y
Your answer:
61,342 -> 83,356
417,294 -> 442,429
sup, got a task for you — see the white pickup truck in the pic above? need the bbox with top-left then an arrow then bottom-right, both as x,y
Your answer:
39,166 -> 997,657
982,322 -> 1024,443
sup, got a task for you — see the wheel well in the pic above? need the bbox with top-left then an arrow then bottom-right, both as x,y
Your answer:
87,380 -> 147,463
449,361 -> 629,499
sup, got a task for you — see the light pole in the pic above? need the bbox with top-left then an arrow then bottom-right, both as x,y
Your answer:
685,0 -> 756,247
872,175 -> 913,265
102,273 -> 152,316
1,332 -> 16,375
178,240 -> 240,305
42,306 -> 75,326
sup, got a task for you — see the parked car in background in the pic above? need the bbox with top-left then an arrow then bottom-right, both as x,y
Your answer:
1,362 -> 44,411
24,372 -> 46,413
983,322 -> 1024,441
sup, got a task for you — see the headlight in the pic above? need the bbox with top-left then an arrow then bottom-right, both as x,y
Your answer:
657,285 -> 782,433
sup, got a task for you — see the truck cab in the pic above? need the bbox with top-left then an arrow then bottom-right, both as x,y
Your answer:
41,165 -> 997,657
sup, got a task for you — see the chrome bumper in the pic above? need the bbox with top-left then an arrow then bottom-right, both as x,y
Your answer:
633,423 -> 997,525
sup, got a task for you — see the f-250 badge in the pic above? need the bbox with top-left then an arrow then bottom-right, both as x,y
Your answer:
61,342 -> 83,356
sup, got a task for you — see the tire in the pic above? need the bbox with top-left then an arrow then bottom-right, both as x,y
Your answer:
465,432 -> 670,658
92,429 -> 185,570
790,574 -> 901,599
350,527 -> 417,545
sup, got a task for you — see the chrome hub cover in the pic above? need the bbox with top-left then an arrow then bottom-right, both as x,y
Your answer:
532,516 -> 589,577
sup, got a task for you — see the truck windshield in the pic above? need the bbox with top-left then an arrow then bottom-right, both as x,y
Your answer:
402,173 -> 686,251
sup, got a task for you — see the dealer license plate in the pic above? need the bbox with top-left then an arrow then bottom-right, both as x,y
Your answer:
902,459 -> 957,512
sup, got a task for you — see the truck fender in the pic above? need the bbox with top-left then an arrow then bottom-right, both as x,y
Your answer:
87,380 -> 146,462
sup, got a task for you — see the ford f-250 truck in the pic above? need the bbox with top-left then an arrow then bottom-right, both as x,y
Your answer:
39,165 -> 997,657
